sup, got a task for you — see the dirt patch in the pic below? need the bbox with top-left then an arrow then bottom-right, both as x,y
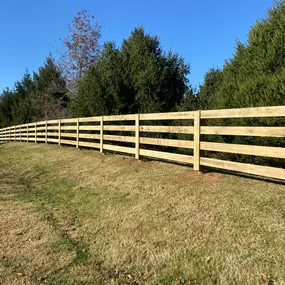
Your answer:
177,170 -> 222,184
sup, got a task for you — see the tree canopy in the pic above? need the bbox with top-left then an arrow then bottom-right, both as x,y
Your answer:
0,57 -> 68,128
71,27 -> 190,117
1,1 -> 285,131
196,1 -> 285,110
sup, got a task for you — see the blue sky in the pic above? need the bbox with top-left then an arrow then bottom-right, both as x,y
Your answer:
0,0 -> 274,91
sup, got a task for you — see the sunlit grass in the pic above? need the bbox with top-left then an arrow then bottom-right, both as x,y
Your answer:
0,142 -> 284,284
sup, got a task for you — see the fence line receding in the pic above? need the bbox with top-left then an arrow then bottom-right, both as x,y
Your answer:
0,106 -> 285,180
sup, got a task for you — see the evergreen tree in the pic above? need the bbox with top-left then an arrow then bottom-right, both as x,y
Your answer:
71,27 -> 190,117
32,56 -> 69,120
0,88 -> 15,128
213,1 -> 285,109
197,1 -> 285,167
198,68 -> 223,109
11,72 -> 35,125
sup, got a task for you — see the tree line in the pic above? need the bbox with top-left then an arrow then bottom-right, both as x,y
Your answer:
0,1 -> 284,166
2,2 -> 285,124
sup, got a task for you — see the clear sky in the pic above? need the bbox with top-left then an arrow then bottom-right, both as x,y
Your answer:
0,0 -> 274,91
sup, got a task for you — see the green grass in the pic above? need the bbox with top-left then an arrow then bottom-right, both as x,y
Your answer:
0,142 -> 284,284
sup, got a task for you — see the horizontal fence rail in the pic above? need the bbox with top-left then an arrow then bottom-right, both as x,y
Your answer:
0,106 -> 285,180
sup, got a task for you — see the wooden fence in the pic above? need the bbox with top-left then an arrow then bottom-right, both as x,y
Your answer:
0,106 -> 285,180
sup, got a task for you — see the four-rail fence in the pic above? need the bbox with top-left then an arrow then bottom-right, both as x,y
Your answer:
0,106 -> 285,180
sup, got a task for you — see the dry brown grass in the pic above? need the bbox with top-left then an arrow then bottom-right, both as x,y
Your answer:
0,188 -> 74,284
0,142 -> 284,285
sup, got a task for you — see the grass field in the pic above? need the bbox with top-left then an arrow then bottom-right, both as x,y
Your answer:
0,142 -> 284,285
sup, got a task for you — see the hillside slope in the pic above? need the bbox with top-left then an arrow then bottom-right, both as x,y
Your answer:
0,143 -> 284,285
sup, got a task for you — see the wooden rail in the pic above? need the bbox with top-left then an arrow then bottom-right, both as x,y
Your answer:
0,105 -> 285,180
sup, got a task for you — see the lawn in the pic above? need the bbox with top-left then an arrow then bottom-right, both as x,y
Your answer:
0,142 -> 284,285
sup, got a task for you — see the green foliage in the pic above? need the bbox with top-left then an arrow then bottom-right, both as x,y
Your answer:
1,2 -> 285,169
196,1 -> 285,167
0,57 -> 69,127
198,1 -> 285,110
12,72 -> 35,125
198,68 -> 223,110
32,56 -> 69,121
0,89 -> 15,128
71,27 -> 190,117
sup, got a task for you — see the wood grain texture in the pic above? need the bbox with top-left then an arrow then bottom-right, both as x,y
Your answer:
59,118 -> 77,123
60,139 -> 77,146
193,110 -> 201,171
46,119 -> 59,124
76,118 -> 79,149
200,157 -> 285,180
201,126 -> 285,137
103,144 -> 135,155
58,120 -> 61,146
140,149 -> 193,164
140,137 -> 193,149
79,133 -> 100,140
201,105 -> 285,119
79,125 -> 101,131
140,111 -> 195,120
59,126 -> 78,131
36,127 -> 46,131
103,125 -> 136,132
100,116 -> 103,153
59,133 -> 78,138
140,125 -> 194,134
79,117 -> 101,122
45,121 -> 47,144
47,138 -> 59,143
47,126 -> 59,130
200,142 -> 285,159
103,134 -> 135,143
1,106 -> 285,181
79,141 -> 100,149
135,114 -> 140,159
103,114 -> 136,121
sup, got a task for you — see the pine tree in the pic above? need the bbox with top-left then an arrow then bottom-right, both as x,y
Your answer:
0,88 -> 15,128
12,72 -> 35,125
32,56 -> 69,120
71,27 -> 190,117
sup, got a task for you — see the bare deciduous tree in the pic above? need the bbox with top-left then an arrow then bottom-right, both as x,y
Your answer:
31,82 -> 68,121
58,10 -> 102,91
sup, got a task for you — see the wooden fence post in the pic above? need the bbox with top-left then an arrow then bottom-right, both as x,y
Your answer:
45,120 -> 47,144
20,126 -> 21,142
27,125 -> 28,142
14,126 -> 16,141
58,119 -> 61,146
135,114 -> 140,159
194,110 -> 201,171
76,118 -> 79,149
9,127 -> 11,142
100,116 -> 103,153
35,123 -> 37,143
